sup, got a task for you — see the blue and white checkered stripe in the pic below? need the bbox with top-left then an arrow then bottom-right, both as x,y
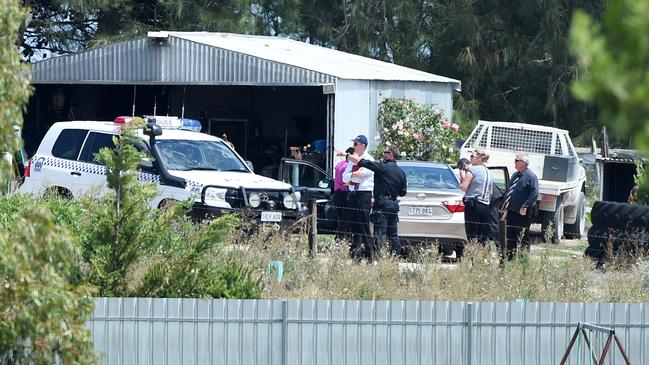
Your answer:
38,156 -> 161,183
139,172 -> 160,182
186,180 -> 203,189
41,157 -> 107,175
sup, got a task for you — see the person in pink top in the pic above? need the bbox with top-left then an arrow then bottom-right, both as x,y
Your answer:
333,147 -> 355,241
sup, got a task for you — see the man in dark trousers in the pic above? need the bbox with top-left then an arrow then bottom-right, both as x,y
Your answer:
501,152 -> 539,260
341,135 -> 375,261
332,147 -> 355,241
347,145 -> 407,257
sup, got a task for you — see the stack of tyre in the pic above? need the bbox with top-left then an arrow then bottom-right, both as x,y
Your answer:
586,201 -> 649,263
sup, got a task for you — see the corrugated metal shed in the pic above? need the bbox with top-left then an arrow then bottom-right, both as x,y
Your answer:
31,31 -> 461,89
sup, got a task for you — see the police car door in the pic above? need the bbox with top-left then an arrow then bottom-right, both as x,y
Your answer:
278,158 -> 336,232
76,131 -> 117,197
45,128 -> 90,198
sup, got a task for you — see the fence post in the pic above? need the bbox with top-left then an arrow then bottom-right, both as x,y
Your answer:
282,299 -> 288,365
308,199 -> 317,256
467,302 -> 473,365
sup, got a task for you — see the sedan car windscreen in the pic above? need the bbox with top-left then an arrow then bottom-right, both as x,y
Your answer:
401,165 -> 460,190
155,139 -> 248,172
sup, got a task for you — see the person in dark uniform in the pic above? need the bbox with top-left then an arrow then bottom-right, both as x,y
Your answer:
346,145 -> 407,257
501,152 -> 539,260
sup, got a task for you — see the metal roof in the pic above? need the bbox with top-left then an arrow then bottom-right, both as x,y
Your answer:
31,31 -> 461,89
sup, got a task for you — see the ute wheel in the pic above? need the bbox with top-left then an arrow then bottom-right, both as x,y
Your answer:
565,192 -> 586,239
542,196 -> 564,244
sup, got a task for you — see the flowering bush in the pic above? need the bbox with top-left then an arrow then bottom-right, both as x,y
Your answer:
375,98 -> 461,163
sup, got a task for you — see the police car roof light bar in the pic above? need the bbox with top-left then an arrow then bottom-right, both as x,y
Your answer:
181,118 -> 202,132
114,116 -> 133,124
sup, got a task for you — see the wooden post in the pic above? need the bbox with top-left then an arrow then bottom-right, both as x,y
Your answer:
308,199 -> 317,256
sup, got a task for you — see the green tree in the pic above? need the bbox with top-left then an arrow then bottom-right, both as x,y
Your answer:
422,1 -> 605,135
570,0 -> 649,203
18,0 -> 255,61
83,122 -> 163,296
1,1 -> 30,179
1,0 -> 96,362
0,205 -> 96,364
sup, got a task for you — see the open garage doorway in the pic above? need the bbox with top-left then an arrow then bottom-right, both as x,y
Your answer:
23,84 -> 332,174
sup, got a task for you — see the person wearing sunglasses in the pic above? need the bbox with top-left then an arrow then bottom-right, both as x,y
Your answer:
456,157 -> 471,183
346,145 -> 407,257
460,149 -> 493,249
501,152 -> 538,260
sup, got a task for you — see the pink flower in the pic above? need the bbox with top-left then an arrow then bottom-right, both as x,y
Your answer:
443,120 -> 450,128
434,108 -> 443,116
412,132 -> 420,140
451,123 -> 460,132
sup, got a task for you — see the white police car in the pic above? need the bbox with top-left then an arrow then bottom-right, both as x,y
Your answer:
19,116 -> 303,224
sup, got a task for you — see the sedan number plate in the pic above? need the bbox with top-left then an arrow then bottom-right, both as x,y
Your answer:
261,211 -> 282,222
408,207 -> 435,216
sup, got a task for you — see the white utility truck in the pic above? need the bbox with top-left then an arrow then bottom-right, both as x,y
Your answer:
460,121 -> 587,243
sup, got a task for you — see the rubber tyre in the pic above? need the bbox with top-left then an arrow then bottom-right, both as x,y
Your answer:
43,186 -> 73,199
542,196 -> 564,244
565,192 -> 586,239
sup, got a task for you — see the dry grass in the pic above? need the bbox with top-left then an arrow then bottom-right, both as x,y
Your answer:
230,230 -> 649,303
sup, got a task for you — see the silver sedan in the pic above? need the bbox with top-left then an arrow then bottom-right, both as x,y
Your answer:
396,161 -> 467,256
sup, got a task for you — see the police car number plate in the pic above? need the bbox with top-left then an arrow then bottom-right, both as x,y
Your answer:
261,211 -> 282,222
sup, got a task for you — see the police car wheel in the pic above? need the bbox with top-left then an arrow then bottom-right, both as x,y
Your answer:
43,186 -> 73,200
158,199 -> 179,211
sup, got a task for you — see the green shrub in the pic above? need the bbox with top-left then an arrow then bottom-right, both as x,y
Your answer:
0,205 -> 96,364
134,214 -> 263,299
376,98 -> 462,163
0,0 -> 94,362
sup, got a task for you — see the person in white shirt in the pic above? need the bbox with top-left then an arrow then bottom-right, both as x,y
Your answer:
341,134 -> 375,261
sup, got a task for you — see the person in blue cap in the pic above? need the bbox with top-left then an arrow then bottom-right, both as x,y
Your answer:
346,145 -> 407,257
340,134 -> 375,261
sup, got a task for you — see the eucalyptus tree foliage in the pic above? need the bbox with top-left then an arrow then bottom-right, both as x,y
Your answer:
19,0 -> 255,61
1,0 -> 96,362
421,0 -> 604,134
19,0 -> 105,60
256,0 -> 426,66
159,0 -> 253,33
2,1 -> 30,181
17,0 -> 613,143
570,0 -> 649,203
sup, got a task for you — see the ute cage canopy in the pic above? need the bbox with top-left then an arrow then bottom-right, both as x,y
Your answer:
463,121 -> 577,157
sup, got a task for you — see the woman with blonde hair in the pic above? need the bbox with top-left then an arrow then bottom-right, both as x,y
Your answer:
459,149 -> 493,251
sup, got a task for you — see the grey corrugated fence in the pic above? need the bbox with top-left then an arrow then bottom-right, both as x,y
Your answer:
89,298 -> 648,365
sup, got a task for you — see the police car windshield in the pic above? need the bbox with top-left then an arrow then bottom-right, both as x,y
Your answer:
155,139 -> 248,172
